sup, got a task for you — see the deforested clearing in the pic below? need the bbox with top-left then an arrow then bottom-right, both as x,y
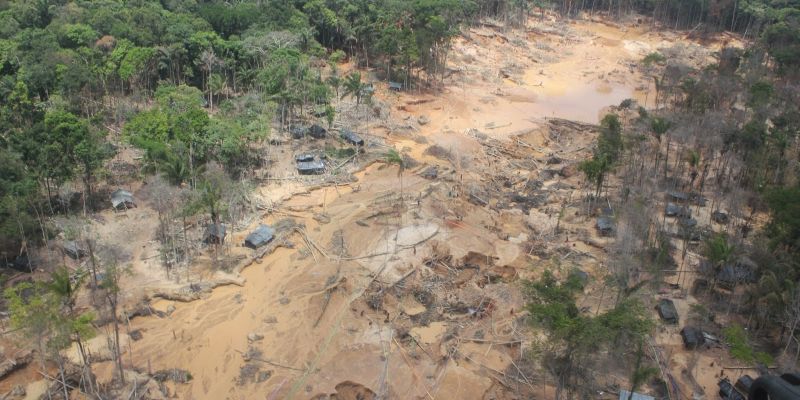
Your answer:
1,1 -> 799,400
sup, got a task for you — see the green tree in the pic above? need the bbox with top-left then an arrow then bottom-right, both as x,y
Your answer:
342,71 -> 367,104
44,110 -> 112,208
704,233 -> 736,289
385,149 -> 406,205
765,186 -> 800,250
208,72 -> 226,111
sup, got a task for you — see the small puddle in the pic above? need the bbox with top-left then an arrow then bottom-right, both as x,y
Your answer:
530,83 -> 650,123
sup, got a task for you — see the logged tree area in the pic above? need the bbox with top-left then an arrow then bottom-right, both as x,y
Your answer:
0,0 -> 799,399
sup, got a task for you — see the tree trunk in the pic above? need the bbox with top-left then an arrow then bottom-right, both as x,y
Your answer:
108,294 -> 126,384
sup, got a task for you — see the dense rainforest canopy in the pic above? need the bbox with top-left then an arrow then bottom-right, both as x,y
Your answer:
0,0 -> 797,275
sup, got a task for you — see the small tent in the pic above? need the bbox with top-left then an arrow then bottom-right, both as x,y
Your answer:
309,124 -> 327,139
665,202 -> 691,218
421,166 -> 438,179
712,210 -> 730,224
680,326 -> 705,349
297,160 -> 325,175
290,126 -> 310,139
666,190 -> 689,202
62,241 -> 86,259
619,390 -> 655,400
718,378 -> 746,400
111,189 -> 136,210
340,129 -> 365,146
657,298 -> 678,324
244,225 -> 275,249
735,375 -> 754,394
596,217 -> 614,236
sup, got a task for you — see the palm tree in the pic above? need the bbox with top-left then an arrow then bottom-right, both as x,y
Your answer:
47,268 -> 97,395
385,149 -> 405,205
704,233 -> 735,290
651,117 -> 672,179
208,73 -> 226,111
342,72 -> 366,104
159,153 -> 190,186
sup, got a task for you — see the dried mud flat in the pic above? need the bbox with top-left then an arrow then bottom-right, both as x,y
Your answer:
3,16 -> 744,400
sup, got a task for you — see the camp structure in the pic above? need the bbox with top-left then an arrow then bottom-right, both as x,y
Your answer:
735,375 -> 754,394
204,223 -> 226,245
110,189 -> 136,210
656,298 -> 678,324
421,166 -> 438,179
290,125 -> 310,139
340,128 -> 365,146
718,378 -> 746,400
244,225 -> 275,249
618,390 -> 655,400
678,217 -> 698,228
295,153 -> 316,163
309,124 -> 327,139
312,104 -> 327,117
388,81 -> 403,91
717,257 -> 758,288
596,216 -> 614,236
5,253 -> 31,272
665,202 -> 691,218
712,210 -> 730,224
361,83 -> 375,96
62,241 -> 86,259
680,326 -> 705,349
666,190 -> 689,202
297,160 -> 325,175
569,269 -> 589,285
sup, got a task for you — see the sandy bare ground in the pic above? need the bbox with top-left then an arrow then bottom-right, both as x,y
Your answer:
2,15 -> 747,400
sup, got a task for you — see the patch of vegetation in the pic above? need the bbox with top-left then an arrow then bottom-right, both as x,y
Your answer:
325,146 -> 356,159
642,52 -> 666,66
723,325 -> 773,365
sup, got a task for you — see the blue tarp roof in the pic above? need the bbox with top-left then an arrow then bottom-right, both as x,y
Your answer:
619,390 -> 655,400
245,225 -> 275,249
596,216 -> 614,231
